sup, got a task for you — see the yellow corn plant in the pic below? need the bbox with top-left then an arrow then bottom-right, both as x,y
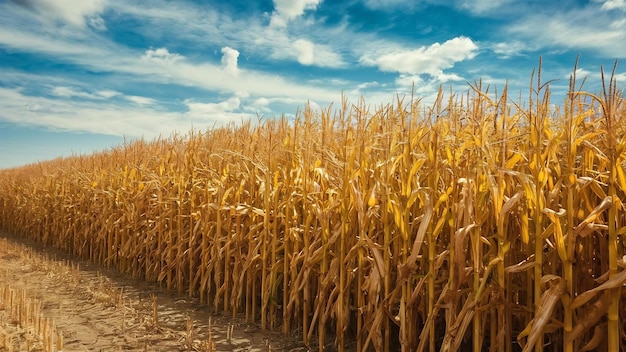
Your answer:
0,63 -> 625,352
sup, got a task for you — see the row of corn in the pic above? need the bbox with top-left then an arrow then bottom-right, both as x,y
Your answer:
1,66 -> 625,351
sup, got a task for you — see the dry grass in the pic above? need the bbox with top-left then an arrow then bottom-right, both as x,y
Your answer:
1,64 -> 625,351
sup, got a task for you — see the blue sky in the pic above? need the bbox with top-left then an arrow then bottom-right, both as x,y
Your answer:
1,0 -> 625,169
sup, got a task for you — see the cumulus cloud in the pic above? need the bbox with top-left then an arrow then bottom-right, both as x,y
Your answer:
361,36 -> 478,76
243,96 -> 310,114
270,0 -> 321,27
11,0 -> 107,29
614,72 -> 626,82
566,67 -> 591,79
184,96 -> 253,125
185,96 -> 241,117
435,72 -> 464,82
265,34 -> 343,67
221,47 -> 240,76
141,47 -> 184,62
249,97 -> 272,113
293,39 -> 315,65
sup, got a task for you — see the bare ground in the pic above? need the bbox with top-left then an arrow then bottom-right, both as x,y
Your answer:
0,233 -> 314,352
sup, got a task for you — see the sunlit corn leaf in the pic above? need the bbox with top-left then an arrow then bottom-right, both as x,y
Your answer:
518,277 -> 565,352
570,269 -> 626,309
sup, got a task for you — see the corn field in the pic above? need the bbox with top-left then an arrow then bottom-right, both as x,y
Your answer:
1,63 -> 626,352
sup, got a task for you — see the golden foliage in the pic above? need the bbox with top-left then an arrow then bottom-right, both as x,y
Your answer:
1,65 -> 625,352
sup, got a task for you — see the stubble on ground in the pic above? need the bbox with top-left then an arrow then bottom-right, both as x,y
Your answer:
0,234 -> 308,352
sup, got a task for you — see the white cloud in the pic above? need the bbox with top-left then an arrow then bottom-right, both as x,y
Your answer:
51,86 -> 120,100
248,97 -> 272,113
221,47 -> 240,76
395,72 -> 463,89
184,96 -> 254,125
507,10 -> 626,57
1,0 -> 549,140
51,86 -> 84,98
126,96 -> 156,106
0,87 -> 181,137
435,72 -> 464,82
109,1 -> 346,68
185,96 -> 241,116
244,96 -> 313,114
141,47 -> 184,63
254,97 -> 270,106
491,40 -> 527,59
599,0 -> 626,11
565,68 -> 591,79
157,59 -> 339,102
270,0 -> 322,27
293,39 -> 315,65
88,16 -> 107,31
0,17 -> 341,102
361,36 -> 478,76
97,90 -> 120,99
395,75 -> 424,88
263,33 -> 344,67
11,0 -> 106,29
0,24 -> 109,58
611,18 -> 626,28
364,0 -> 515,14
357,81 -> 381,90
305,100 -> 322,113
0,88 -> 257,138
613,72 -> 626,82
363,0 -> 422,10
458,0 -> 515,14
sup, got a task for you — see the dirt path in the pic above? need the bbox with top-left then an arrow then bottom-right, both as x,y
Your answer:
0,234 -> 311,352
